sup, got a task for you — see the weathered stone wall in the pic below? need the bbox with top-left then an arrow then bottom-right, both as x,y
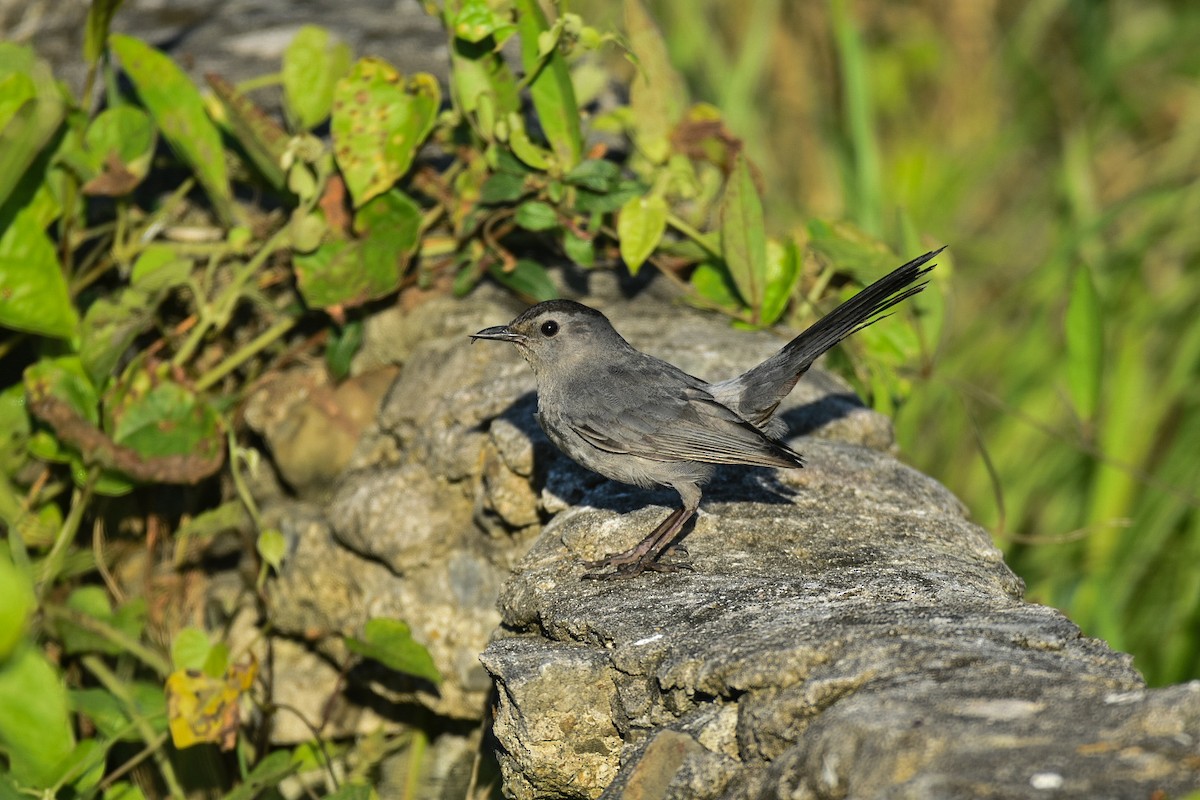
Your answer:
280,277 -> 1199,798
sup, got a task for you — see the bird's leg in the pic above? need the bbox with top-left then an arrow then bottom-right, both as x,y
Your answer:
583,485 -> 701,579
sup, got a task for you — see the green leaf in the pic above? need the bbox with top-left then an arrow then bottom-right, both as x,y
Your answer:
295,189 -> 420,309
805,218 -> 893,275
327,320 -> 364,381
0,45 -> 65,213
331,58 -> 440,207
479,170 -> 529,204
104,376 -> 224,475
1066,263 -> 1103,423
514,200 -> 559,231
488,259 -> 557,302
719,153 -> 767,317
81,106 -> 156,196
563,158 -> 621,192
446,1 -> 520,140
104,782 -> 149,800
30,363 -> 223,487
202,642 -> 230,680
0,552 -> 32,663
760,237 -> 800,325
283,26 -> 352,131
452,0 -> 517,43
0,643 -> 75,788
25,356 -> 100,427
563,228 -> 595,268
617,194 -> 667,275
222,751 -> 298,800
504,111 -> 553,171
78,288 -> 158,387
256,528 -> 286,571
345,618 -> 441,685
109,35 -> 234,223
689,261 -> 741,311
354,188 -> 422,268
171,628 -> 213,672
71,682 -> 165,742
513,0 -> 583,171
573,179 -> 646,214
129,244 -> 192,293
0,206 -> 77,339
324,785 -> 374,800
206,74 -> 288,191
57,587 -> 147,656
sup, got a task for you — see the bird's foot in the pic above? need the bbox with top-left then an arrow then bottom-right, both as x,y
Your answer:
581,547 -> 693,580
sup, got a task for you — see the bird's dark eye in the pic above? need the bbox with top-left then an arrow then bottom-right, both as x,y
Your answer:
540,320 -> 559,337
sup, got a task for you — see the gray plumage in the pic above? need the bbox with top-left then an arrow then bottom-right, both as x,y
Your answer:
472,248 -> 942,578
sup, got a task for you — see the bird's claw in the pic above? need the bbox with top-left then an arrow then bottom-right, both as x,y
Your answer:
580,548 -> 693,580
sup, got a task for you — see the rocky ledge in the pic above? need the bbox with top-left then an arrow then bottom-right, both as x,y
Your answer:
258,276 -> 1198,798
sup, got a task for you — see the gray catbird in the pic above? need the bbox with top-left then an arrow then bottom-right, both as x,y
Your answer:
472,248 -> 942,578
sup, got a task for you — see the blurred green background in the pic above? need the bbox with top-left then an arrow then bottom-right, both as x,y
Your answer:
585,0 -> 1200,686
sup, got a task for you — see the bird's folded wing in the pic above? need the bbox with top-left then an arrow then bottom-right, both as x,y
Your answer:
568,385 -> 803,469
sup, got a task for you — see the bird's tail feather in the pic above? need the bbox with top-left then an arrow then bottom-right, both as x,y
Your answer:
710,247 -> 943,428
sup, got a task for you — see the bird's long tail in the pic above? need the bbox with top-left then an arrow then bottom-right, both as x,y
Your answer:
711,247 -> 943,429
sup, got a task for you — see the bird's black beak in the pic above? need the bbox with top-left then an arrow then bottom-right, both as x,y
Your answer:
470,325 -> 525,343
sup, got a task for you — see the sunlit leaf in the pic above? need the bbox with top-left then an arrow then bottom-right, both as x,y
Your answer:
171,628 -> 216,673
0,45 -> 65,212
0,643 -> 75,788
81,106 -> 156,196
719,153 -> 767,317
445,0 -> 520,141
345,618 -> 441,685
256,529 -> 287,571
283,26 -> 352,131
0,552 -> 32,662
760,237 -> 800,325
0,206 -> 77,339
617,194 -> 667,275
513,0 -> 582,171
332,59 -> 439,206
295,189 -> 420,308
514,200 -> 559,231
104,374 -> 225,481
109,35 -> 234,223
452,0 -> 517,43
689,261 -> 741,312
206,74 -> 288,190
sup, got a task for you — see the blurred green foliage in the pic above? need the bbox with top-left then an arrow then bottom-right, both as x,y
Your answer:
6,0 -> 1191,794
0,0 -> 938,794
585,0 -> 1200,685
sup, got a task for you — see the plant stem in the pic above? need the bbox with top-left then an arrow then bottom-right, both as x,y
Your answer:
44,605 -> 172,678
195,315 -> 299,392
82,655 -> 187,800
37,465 -> 98,601
666,212 -> 721,258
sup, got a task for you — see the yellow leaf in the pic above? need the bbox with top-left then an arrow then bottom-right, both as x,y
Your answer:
165,656 -> 258,751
